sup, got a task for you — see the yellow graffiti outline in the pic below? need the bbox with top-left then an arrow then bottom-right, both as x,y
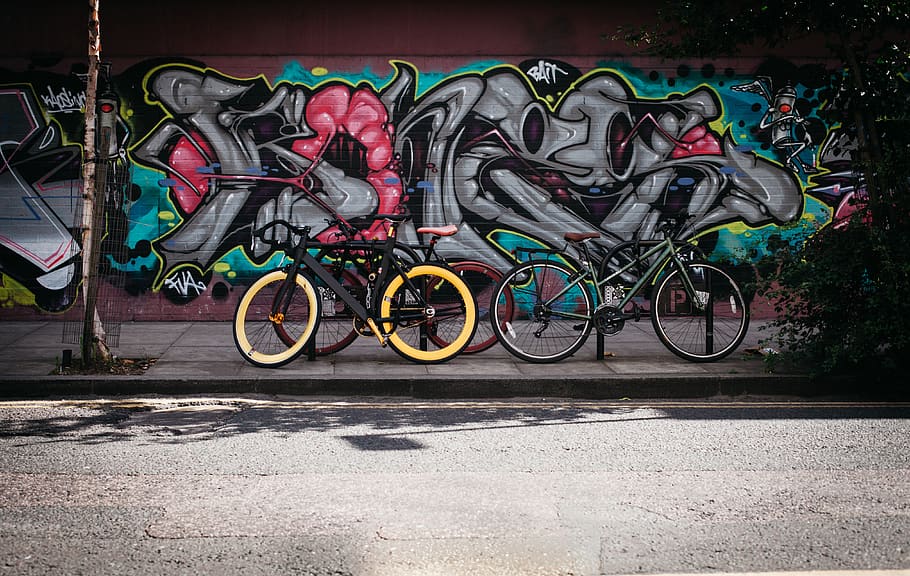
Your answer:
485,228 -> 582,269
128,60 -> 832,290
484,228 -> 599,297
486,229 -> 548,264
0,273 -> 37,307
3,82 -> 90,148
133,62 -> 402,290
0,83 -> 93,309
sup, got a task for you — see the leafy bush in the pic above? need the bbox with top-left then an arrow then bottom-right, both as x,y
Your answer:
758,202 -> 910,388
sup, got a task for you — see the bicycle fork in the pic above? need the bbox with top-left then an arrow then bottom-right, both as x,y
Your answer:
665,255 -> 716,351
271,259 -> 301,326
670,253 -> 709,310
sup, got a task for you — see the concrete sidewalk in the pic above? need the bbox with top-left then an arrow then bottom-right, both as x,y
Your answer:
0,319 -> 817,399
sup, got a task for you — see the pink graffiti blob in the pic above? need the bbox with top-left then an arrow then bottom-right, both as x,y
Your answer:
671,125 -> 722,158
292,85 -> 400,240
167,133 -> 213,214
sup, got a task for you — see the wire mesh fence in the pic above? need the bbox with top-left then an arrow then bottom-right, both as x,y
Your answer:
61,153 -> 132,349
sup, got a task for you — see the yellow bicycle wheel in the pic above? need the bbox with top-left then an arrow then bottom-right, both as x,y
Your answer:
233,270 -> 320,368
380,264 -> 477,364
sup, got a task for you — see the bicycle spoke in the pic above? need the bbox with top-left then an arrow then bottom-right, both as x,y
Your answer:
651,263 -> 749,362
382,264 -> 477,364
445,262 -> 507,354
491,261 -> 593,363
233,271 -> 319,368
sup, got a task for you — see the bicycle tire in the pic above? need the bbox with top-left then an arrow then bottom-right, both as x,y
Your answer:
651,261 -> 749,362
490,260 -> 594,363
233,270 -> 320,368
380,263 -> 478,364
426,260 -> 510,354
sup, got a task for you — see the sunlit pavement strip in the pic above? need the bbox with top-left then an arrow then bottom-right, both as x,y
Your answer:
624,572 -> 910,576
1,398 -> 909,411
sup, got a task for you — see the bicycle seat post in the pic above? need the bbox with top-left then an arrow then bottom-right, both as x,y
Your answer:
564,231 -> 600,272
415,224 -> 458,262
564,230 -> 606,362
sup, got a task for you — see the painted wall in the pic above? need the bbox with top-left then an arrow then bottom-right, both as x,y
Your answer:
1,54 -> 853,320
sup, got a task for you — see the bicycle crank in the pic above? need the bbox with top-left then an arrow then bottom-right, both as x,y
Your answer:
353,317 -> 373,336
593,305 -> 625,335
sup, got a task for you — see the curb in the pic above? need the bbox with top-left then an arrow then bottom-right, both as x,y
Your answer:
0,373 -> 818,399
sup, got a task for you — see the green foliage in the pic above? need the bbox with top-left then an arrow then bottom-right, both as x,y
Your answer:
615,1 -> 910,391
613,1 -> 910,60
757,111 -> 910,387
758,206 -> 910,384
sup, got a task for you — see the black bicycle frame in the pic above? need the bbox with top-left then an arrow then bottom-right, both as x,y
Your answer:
278,231 -> 431,346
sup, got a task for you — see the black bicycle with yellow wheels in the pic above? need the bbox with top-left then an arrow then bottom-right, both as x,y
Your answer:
305,218 -> 511,357
233,215 -> 478,367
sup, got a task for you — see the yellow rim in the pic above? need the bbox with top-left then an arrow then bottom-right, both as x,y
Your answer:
234,270 -> 319,366
380,264 -> 477,362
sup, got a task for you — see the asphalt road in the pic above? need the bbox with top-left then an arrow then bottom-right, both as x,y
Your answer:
1,396 -> 908,576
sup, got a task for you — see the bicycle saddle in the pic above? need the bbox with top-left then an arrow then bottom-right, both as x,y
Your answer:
564,231 -> 600,242
417,225 -> 458,237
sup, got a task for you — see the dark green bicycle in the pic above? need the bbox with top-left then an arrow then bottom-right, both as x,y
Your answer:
489,216 -> 750,363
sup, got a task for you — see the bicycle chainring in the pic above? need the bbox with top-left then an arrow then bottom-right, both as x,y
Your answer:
353,317 -> 374,336
593,305 -> 625,335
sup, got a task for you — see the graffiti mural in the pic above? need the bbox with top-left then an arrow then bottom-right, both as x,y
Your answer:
0,86 -> 83,312
0,57 -> 848,318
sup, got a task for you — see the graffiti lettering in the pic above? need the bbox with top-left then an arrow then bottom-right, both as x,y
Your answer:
164,270 -> 207,298
0,86 -> 83,312
525,60 -> 568,84
38,85 -> 86,113
0,57 -> 843,319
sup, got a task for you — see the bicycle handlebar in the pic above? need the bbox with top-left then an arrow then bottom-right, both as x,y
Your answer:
655,212 -> 691,238
252,220 -> 311,250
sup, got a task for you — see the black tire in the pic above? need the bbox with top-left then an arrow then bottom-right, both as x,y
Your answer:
490,260 -> 593,363
651,262 -> 749,362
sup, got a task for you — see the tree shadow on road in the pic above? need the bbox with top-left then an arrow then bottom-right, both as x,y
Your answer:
2,397 -> 908,448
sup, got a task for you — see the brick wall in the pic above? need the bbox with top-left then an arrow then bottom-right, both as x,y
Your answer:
0,2 -> 843,320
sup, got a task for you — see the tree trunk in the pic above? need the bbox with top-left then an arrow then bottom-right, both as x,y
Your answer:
80,0 -> 110,364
